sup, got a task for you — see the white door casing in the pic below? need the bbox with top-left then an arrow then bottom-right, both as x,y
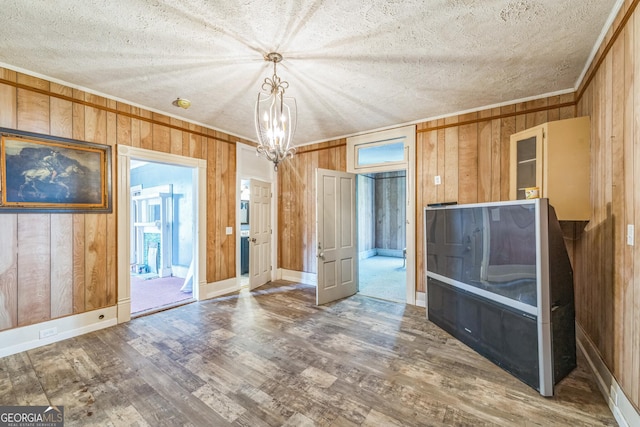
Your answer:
346,125 -> 416,305
249,179 -> 272,290
116,145 -> 206,324
316,168 -> 358,305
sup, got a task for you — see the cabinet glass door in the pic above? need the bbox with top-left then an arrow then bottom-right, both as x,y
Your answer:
510,126 -> 543,201
516,136 -> 537,199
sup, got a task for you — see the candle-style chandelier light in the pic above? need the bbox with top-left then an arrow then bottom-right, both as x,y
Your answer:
254,52 -> 297,171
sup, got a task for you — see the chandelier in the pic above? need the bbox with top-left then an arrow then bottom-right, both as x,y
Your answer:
255,52 -> 297,171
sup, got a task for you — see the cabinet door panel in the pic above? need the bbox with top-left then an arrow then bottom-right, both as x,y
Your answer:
509,117 -> 590,220
510,129 -> 543,200
515,135 -> 537,199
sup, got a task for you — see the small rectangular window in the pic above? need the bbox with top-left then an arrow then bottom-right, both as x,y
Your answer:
356,141 -> 405,167
346,125 -> 414,174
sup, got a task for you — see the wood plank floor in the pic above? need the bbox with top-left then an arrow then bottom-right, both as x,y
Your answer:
0,281 -> 616,426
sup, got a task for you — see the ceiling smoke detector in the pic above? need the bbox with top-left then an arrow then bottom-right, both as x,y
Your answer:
172,98 -> 191,109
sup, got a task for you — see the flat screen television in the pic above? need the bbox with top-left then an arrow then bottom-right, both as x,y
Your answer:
424,198 -> 576,396
425,199 -> 541,315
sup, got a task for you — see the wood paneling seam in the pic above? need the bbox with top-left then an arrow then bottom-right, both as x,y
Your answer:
297,144 -> 347,155
576,0 -> 639,103
0,78 -> 236,145
296,100 -> 575,153
4,0 -> 634,146
417,101 -> 576,133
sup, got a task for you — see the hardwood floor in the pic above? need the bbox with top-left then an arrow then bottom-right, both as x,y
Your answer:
0,281 -> 616,426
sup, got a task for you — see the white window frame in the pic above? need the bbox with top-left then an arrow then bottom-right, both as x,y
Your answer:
350,138 -> 407,171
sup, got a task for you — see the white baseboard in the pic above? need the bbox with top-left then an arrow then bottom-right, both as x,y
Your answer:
171,265 -> 189,278
0,306 -> 117,358
576,323 -> 640,427
375,248 -> 404,258
278,269 -> 317,286
359,249 -> 377,259
416,292 -> 426,307
118,298 -> 131,323
201,277 -> 239,300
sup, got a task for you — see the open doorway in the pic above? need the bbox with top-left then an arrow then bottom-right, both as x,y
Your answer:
129,160 -> 195,316
239,179 -> 250,287
357,171 -> 407,303
345,125 -> 416,306
236,142 -> 275,291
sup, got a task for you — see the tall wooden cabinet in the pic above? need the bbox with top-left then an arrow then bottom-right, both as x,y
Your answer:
509,116 -> 590,221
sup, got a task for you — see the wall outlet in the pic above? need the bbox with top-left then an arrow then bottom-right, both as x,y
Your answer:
39,327 -> 57,339
434,175 -> 441,185
627,224 -> 634,246
225,226 -> 233,235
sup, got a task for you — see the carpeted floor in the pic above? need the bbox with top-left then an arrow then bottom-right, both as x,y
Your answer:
130,257 -> 405,312
359,255 -> 406,303
130,275 -> 193,314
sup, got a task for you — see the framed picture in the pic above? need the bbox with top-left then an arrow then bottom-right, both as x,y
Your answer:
0,128 -> 112,212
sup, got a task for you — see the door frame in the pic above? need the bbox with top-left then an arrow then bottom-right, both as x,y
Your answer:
116,145 -> 207,324
346,125 -> 416,305
236,143 -> 275,286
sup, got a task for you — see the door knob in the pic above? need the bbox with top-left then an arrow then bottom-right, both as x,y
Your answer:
250,237 -> 257,243
318,252 -> 325,260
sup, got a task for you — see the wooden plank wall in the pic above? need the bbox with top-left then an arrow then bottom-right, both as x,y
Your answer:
374,171 -> 406,251
0,67 -> 243,331
574,0 -> 640,410
278,140 -> 346,273
357,175 -> 375,256
207,131 -> 237,282
414,97 -> 576,294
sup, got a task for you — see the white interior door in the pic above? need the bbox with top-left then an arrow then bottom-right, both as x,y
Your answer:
316,168 -> 357,305
249,179 -> 271,290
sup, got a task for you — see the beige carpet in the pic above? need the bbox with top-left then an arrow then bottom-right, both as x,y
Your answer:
130,275 -> 192,314
358,255 -> 406,303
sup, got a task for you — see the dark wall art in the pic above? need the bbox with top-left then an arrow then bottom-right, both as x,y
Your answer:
0,128 -> 112,212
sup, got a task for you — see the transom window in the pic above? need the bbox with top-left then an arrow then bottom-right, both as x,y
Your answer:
347,126 -> 414,174
355,140 -> 405,167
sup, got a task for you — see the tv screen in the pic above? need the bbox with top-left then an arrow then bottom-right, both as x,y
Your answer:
425,200 -> 540,312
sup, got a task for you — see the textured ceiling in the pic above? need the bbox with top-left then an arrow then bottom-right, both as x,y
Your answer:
0,0 -> 619,145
